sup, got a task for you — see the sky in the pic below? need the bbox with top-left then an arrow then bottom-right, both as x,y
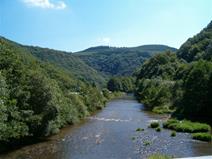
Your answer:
0,0 -> 212,52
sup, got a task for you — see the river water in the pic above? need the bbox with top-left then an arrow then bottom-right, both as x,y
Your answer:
0,96 -> 211,159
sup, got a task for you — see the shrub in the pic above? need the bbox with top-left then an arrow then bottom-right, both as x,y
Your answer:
143,141 -> 151,146
163,119 -> 211,133
170,131 -> 176,137
152,106 -> 174,114
163,119 -> 178,128
156,127 -> 161,132
150,122 -> 160,128
192,133 -> 212,142
136,128 -> 144,132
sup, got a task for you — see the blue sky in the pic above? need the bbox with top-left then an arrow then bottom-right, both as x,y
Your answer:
0,0 -> 212,52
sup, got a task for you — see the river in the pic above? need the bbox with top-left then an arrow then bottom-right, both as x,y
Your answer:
0,96 -> 211,159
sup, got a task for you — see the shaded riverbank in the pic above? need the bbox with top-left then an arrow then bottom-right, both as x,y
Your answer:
0,97 -> 211,159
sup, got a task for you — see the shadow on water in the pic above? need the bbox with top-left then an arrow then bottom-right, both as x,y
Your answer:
0,97 -> 211,159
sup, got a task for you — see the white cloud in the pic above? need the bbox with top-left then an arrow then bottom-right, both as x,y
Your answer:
23,0 -> 66,9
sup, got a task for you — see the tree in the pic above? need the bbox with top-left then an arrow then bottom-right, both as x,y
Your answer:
178,60 -> 212,122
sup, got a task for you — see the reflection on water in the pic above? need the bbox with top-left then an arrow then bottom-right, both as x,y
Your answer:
0,98 -> 211,159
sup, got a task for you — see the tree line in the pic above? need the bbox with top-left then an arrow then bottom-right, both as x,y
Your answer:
0,37 -> 111,144
135,21 -> 212,123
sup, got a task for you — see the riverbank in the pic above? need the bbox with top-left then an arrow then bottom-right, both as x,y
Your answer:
0,97 -> 211,159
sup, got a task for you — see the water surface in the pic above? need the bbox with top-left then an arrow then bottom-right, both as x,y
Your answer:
0,97 -> 211,159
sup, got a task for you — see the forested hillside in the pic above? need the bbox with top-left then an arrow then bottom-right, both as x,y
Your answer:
26,46 -> 106,87
135,21 -> 212,123
1,20 -> 211,147
0,37 -> 106,87
76,45 -> 177,76
0,38 -> 177,88
178,21 -> 212,62
0,37 -> 109,143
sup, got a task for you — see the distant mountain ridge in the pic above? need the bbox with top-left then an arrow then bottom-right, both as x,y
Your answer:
25,46 -> 106,86
0,37 -> 106,86
79,44 -> 177,54
76,45 -> 177,76
0,36 -> 177,85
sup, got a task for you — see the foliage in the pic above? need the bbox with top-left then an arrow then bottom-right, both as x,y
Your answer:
107,76 -> 135,92
22,45 -> 106,87
137,52 -> 183,80
135,21 -> 212,123
0,37 -> 108,142
163,119 -> 211,133
136,128 -> 144,132
155,127 -> 161,132
149,122 -> 160,128
192,133 -> 212,142
136,78 -> 175,110
143,140 -> 151,146
148,153 -> 171,159
170,131 -> 176,137
177,21 -> 212,62
135,52 -> 183,112
174,60 -> 212,122
152,106 -> 174,114
76,45 -> 177,76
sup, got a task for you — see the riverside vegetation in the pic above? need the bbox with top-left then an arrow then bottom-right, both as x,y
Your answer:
135,21 -> 212,123
135,21 -> 212,142
0,20 -> 212,155
0,37 -> 121,148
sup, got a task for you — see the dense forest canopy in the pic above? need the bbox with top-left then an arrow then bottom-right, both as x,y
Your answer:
0,37 -> 108,142
25,46 -> 106,87
135,21 -> 212,123
75,45 -> 177,76
177,21 -> 212,62
0,19 -> 211,146
107,76 -> 135,93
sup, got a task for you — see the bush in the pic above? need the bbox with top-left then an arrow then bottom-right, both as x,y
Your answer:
170,131 -> 176,137
136,128 -> 144,132
163,119 -> 178,128
136,78 -> 174,110
192,133 -> 212,142
143,141 -> 151,146
150,122 -> 160,128
152,106 -> 174,114
156,127 -> 161,132
163,119 -> 211,133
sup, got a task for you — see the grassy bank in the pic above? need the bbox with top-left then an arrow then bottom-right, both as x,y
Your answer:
163,119 -> 211,142
148,153 -> 171,159
163,119 -> 211,133
192,133 -> 212,142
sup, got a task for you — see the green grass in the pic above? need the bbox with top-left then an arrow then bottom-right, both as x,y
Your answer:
148,153 -> 171,159
150,122 -> 160,128
152,106 -> 174,114
170,131 -> 176,137
163,119 -> 211,133
143,141 -> 151,146
136,128 -> 144,132
156,127 -> 161,132
192,133 -> 212,142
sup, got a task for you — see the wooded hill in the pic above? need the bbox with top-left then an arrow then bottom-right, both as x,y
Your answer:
135,21 -> 212,123
0,37 -> 108,144
76,45 -> 177,76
